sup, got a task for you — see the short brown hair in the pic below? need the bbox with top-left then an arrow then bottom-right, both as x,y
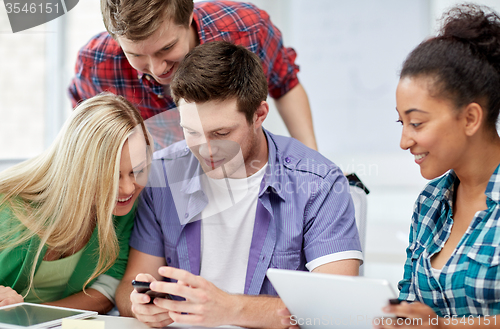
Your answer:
101,0 -> 194,41
171,41 -> 268,124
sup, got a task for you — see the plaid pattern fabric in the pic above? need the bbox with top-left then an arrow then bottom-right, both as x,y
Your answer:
68,1 -> 299,149
399,165 -> 500,317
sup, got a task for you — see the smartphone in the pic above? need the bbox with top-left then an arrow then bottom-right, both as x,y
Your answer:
131,280 -> 173,303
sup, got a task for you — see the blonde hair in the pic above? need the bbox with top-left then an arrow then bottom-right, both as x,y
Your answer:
0,93 -> 152,294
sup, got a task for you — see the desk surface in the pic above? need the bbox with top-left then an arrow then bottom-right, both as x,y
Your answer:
91,315 -> 242,329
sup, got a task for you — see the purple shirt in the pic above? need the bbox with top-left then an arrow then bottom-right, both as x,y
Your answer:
130,130 -> 361,295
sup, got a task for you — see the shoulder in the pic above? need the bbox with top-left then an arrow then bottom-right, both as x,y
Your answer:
268,132 -> 342,180
76,32 -> 125,66
194,0 -> 268,34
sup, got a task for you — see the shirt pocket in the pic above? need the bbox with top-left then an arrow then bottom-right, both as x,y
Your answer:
465,244 -> 500,304
270,251 -> 301,270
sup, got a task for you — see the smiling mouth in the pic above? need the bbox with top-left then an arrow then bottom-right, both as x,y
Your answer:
414,153 -> 428,161
117,194 -> 133,203
158,64 -> 175,78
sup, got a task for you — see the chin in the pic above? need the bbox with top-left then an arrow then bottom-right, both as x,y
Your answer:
112,204 -> 134,217
420,168 -> 448,181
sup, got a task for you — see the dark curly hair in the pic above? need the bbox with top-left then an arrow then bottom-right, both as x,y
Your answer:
400,4 -> 500,132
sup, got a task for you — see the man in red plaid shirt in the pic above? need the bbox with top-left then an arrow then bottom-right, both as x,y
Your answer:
68,0 -> 317,150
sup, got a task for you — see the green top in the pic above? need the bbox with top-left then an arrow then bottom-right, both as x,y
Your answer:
0,201 -> 136,301
22,248 -> 84,303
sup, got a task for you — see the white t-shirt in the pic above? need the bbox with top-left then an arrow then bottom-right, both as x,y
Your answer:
199,164 -> 268,294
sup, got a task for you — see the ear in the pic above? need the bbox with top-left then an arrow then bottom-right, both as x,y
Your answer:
252,101 -> 269,130
463,102 -> 483,137
189,12 -> 194,26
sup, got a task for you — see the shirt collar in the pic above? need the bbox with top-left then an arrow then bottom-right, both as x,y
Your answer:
485,163 -> 500,203
258,129 -> 286,201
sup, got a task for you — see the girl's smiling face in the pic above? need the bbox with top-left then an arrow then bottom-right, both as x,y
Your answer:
396,76 -> 468,180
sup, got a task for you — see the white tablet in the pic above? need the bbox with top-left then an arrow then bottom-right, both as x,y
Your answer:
267,268 -> 397,329
0,303 -> 97,329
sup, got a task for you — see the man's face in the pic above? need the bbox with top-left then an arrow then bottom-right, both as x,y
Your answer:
179,99 -> 265,179
117,15 -> 197,85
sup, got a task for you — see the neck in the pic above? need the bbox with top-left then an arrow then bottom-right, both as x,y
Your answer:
245,129 -> 269,177
454,132 -> 500,194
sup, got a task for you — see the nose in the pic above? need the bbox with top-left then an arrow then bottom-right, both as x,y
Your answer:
149,56 -> 167,77
198,140 -> 219,159
399,127 -> 415,150
119,175 -> 136,196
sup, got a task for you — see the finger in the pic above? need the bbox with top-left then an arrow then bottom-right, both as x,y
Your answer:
153,297 -> 200,315
136,313 -> 173,328
130,290 -> 152,304
136,273 -> 156,282
158,267 -> 202,288
0,298 -> 19,307
277,308 -> 292,316
176,280 -> 189,287
150,281 -> 189,299
132,301 -> 170,318
151,280 -> 207,303
394,303 -> 427,320
144,318 -> 174,328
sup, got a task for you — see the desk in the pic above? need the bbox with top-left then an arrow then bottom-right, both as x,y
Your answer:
90,315 -> 242,329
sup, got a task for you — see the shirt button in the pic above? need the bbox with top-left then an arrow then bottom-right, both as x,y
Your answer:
285,157 -> 291,163
167,257 -> 172,264
158,94 -> 164,99
137,74 -> 141,79
184,213 -> 189,219
145,75 -> 151,81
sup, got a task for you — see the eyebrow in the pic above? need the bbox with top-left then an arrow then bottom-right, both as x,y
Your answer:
180,123 -> 236,133
404,108 -> 429,115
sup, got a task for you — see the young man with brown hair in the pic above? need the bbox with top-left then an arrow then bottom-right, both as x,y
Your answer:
115,41 -> 362,328
69,0 -> 318,150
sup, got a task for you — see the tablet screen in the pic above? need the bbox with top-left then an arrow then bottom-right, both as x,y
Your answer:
0,304 -> 86,327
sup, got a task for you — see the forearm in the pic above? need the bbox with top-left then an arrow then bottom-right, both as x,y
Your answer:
115,278 -> 135,317
228,294 -> 288,328
274,83 -> 317,150
44,288 -> 113,314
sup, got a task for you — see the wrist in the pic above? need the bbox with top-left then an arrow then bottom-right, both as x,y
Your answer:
225,293 -> 245,326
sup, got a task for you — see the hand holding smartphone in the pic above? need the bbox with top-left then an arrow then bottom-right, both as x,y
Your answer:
132,280 -> 173,304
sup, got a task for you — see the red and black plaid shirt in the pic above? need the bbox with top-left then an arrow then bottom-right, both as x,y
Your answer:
68,1 -> 300,148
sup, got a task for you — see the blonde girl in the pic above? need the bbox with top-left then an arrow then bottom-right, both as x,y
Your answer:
0,93 -> 152,314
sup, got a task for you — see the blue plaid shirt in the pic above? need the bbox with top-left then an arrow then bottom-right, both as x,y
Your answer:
399,165 -> 500,316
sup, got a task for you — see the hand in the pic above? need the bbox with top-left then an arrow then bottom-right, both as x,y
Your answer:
0,286 -> 23,307
130,273 -> 173,328
150,266 -> 237,327
374,301 -> 444,329
277,308 -> 300,329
